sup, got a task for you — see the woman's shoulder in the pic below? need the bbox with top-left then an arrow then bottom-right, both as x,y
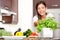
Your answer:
46,13 -> 54,18
33,15 -> 38,22
33,15 -> 38,19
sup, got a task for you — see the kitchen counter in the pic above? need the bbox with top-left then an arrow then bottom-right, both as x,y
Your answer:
0,36 -> 59,40
0,36 -> 26,40
0,36 -> 51,40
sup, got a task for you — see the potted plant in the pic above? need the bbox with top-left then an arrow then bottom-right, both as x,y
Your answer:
36,17 -> 57,37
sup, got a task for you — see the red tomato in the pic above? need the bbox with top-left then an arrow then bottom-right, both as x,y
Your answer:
30,32 -> 38,36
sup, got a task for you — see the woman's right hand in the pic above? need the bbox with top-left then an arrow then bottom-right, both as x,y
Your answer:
34,21 -> 38,27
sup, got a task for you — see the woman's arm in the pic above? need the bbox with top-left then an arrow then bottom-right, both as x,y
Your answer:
33,15 -> 38,27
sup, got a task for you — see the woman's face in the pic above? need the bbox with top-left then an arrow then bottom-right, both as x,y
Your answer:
37,4 -> 46,16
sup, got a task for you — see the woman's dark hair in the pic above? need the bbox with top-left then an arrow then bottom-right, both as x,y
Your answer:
36,1 -> 47,19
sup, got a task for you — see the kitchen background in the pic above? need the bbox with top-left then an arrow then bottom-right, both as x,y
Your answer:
0,0 -> 60,39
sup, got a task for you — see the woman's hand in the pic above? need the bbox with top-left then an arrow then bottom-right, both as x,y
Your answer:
34,21 -> 38,27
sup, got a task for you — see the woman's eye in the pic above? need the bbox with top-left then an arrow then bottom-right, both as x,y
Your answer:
38,7 -> 40,9
38,7 -> 45,10
42,7 -> 45,9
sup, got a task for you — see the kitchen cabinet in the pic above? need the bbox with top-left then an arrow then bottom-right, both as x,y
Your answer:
5,0 -> 12,10
0,0 -> 12,10
33,0 -> 60,9
12,0 -> 18,24
2,14 -> 13,24
44,0 -> 60,9
0,0 -> 6,8
0,0 -> 18,24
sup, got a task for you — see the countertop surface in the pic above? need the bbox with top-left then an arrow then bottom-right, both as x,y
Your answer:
0,36 -> 59,40
0,36 -> 26,39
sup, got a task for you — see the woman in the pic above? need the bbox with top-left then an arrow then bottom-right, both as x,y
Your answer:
33,1 -> 54,26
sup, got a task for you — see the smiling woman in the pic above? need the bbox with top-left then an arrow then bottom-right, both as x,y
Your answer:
33,1 -> 54,26
33,0 -> 58,38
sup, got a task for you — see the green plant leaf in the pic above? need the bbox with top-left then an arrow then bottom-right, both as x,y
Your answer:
36,17 -> 57,33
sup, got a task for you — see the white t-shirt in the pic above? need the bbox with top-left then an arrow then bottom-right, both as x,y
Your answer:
33,13 -> 54,22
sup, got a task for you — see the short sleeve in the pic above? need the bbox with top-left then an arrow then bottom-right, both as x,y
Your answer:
33,15 -> 38,22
